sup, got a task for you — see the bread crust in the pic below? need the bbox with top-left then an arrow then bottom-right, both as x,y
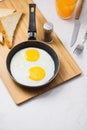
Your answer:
0,21 -> 12,48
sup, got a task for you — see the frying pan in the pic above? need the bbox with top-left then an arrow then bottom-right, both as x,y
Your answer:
6,4 -> 60,88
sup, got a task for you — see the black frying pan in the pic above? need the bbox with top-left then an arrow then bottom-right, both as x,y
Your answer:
6,4 -> 60,88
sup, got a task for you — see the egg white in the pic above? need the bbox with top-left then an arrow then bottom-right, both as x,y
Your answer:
10,47 -> 55,87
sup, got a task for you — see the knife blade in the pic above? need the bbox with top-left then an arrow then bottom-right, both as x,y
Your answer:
70,0 -> 84,47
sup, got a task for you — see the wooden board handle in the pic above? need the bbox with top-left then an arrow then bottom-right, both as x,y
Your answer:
75,0 -> 84,19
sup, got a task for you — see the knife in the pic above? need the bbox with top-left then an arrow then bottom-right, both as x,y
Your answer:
70,0 -> 84,47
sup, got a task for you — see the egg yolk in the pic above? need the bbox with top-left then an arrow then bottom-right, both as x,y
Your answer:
29,66 -> 46,81
25,49 -> 40,62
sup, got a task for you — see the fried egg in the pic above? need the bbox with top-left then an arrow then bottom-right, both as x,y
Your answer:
10,47 -> 55,87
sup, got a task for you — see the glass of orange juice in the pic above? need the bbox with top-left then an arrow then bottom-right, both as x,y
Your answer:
56,0 -> 78,19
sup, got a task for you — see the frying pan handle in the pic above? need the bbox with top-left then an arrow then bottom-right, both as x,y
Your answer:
28,4 -> 36,40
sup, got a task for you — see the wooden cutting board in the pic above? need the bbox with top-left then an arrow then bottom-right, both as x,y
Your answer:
0,0 -> 81,105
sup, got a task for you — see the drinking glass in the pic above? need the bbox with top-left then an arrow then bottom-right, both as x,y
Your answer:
56,0 -> 77,19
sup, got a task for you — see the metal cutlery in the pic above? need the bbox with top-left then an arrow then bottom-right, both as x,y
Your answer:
70,0 -> 84,47
73,30 -> 87,55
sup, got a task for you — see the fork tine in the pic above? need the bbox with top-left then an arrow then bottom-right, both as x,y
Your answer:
74,49 -> 78,55
73,48 -> 78,54
73,48 -> 82,55
73,48 -> 77,53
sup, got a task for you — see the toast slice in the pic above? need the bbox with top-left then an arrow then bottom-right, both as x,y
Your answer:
0,8 -> 15,45
0,8 -> 15,17
0,12 -> 22,48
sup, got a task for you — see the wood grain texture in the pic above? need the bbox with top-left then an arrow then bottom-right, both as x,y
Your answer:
0,0 -> 81,104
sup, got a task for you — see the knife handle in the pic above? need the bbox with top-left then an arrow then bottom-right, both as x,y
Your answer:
75,0 -> 84,19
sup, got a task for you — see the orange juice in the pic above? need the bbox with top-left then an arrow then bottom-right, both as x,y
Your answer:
56,0 -> 77,19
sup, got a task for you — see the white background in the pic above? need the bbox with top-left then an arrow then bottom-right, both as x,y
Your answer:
0,0 -> 87,130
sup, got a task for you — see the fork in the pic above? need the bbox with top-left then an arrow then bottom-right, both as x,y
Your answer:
73,30 -> 87,55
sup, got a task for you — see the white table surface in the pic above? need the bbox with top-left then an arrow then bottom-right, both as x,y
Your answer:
0,0 -> 87,130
